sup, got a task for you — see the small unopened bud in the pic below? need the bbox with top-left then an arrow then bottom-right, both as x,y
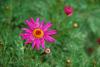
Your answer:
66,59 -> 71,64
40,48 -> 51,62
44,48 -> 51,54
64,6 -> 73,16
73,22 -> 79,28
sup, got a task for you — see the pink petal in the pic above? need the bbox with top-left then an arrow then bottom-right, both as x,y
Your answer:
29,35 -> 34,41
25,20 -> 34,30
30,18 -> 35,24
43,22 -> 52,31
36,39 -> 40,50
40,20 -> 44,29
33,39 -> 40,50
41,38 -> 45,49
35,18 -> 40,28
45,30 -> 57,35
36,18 -> 40,23
44,35 -> 56,42
19,33 -> 32,40
19,33 -> 30,37
22,28 -> 32,33
32,42 -> 35,48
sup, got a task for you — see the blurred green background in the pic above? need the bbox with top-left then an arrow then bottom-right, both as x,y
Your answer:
0,0 -> 100,67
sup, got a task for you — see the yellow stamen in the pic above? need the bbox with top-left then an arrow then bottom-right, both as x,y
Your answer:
32,28 -> 44,38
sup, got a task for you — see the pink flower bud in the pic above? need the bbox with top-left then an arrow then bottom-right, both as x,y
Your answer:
64,6 -> 73,16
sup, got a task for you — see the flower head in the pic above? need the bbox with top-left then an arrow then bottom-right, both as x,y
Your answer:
20,18 -> 57,50
64,6 -> 73,16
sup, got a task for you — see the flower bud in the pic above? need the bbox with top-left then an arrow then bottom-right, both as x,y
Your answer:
44,48 -> 51,54
64,6 -> 73,16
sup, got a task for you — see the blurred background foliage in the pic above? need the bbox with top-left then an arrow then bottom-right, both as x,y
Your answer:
0,0 -> 100,67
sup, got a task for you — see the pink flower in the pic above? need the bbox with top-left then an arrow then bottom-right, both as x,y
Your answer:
20,18 -> 57,50
64,6 -> 73,16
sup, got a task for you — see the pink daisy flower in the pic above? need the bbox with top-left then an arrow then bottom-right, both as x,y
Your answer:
20,18 -> 57,50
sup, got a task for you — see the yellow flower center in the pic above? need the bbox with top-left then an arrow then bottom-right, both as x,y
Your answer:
32,28 -> 44,38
